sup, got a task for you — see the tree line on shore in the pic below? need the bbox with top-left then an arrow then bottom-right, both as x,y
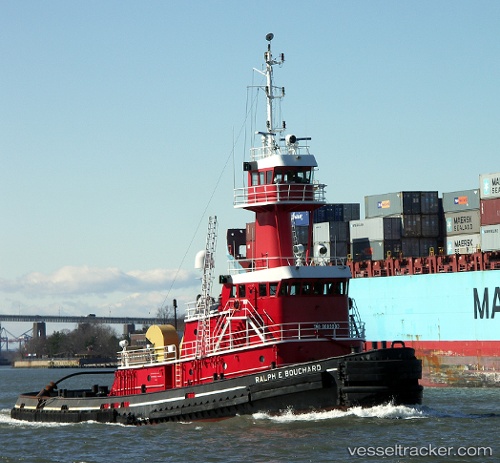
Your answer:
21,323 -> 122,359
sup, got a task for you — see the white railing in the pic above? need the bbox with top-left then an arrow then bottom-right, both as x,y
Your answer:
117,316 -> 365,368
227,255 -> 348,275
185,299 -> 219,321
179,319 -> 364,359
234,183 -> 326,207
118,344 -> 177,368
249,144 -> 311,161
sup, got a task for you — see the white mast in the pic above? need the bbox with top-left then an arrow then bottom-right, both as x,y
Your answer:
256,33 -> 285,154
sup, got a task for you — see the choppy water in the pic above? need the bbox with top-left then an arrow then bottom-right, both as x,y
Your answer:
0,367 -> 498,462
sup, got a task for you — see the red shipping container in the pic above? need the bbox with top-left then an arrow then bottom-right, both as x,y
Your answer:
480,198 -> 500,225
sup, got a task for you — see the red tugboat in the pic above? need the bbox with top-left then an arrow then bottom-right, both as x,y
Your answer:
11,34 -> 422,425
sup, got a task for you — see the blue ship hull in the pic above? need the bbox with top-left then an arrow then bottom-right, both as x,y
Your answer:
350,270 -> 500,387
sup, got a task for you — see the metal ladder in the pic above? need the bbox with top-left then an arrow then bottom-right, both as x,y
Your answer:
194,216 -> 218,359
291,214 -> 305,266
174,363 -> 183,388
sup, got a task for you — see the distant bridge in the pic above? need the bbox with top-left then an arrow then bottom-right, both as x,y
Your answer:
0,315 -> 166,325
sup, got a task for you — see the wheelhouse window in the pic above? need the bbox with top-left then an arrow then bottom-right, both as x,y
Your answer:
229,285 -> 236,298
278,279 -> 346,296
296,170 -> 312,184
259,283 -> 267,296
273,168 -> 312,184
273,172 -> 283,184
266,171 -> 273,184
269,283 -> 278,296
251,172 -> 259,186
290,282 -> 300,296
301,283 -> 312,295
238,285 -> 246,298
279,281 -> 288,295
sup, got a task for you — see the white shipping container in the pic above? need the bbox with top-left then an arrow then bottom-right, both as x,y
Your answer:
480,172 -> 500,199
313,222 -> 349,243
481,224 -> 500,252
313,222 -> 330,242
349,217 -> 401,241
446,233 -> 481,255
350,218 -> 385,241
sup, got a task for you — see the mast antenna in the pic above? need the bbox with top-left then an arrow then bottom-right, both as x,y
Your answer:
260,33 -> 285,154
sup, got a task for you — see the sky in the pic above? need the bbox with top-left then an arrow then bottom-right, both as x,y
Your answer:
1,1 -> 499,338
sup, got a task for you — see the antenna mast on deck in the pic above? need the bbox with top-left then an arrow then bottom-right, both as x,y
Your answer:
254,32 -> 285,154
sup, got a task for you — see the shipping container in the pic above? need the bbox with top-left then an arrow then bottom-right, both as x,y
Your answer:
351,239 -> 402,262
403,192 -> 423,214
313,203 -> 360,223
419,238 -> 438,256
480,198 -> 500,226
445,233 -> 481,255
351,239 -> 384,262
421,214 -> 441,238
349,217 -> 401,241
313,221 -> 349,243
295,225 -> 310,246
444,210 -> 481,236
480,224 -> 500,251
227,229 -> 246,258
384,239 -> 403,257
420,191 -> 439,214
401,214 -> 422,238
479,172 -> 500,199
365,191 -> 439,218
291,211 -> 310,226
365,192 -> 404,218
442,189 -> 480,213
402,238 -> 420,258
383,217 -> 402,240
349,219 -> 381,241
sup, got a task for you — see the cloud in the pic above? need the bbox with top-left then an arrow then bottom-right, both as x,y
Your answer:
0,265 -> 199,297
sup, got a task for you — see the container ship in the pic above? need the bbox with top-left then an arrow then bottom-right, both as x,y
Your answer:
11,34 -> 422,425
235,181 -> 500,387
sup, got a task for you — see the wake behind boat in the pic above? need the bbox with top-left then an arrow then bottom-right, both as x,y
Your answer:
11,34 -> 422,425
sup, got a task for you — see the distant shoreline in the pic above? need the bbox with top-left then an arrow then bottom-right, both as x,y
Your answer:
13,358 -> 117,368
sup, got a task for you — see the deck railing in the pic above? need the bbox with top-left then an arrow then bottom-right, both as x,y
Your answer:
179,319 -> 362,359
226,255 -> 348,275
118,344 -> 177,368
234,183 -> 326,207
117,316 -> 364,369
249,144 -> 311,161
120,290 -> 365,371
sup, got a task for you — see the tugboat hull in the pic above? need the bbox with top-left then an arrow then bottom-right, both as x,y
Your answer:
11,346 -> 422,425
